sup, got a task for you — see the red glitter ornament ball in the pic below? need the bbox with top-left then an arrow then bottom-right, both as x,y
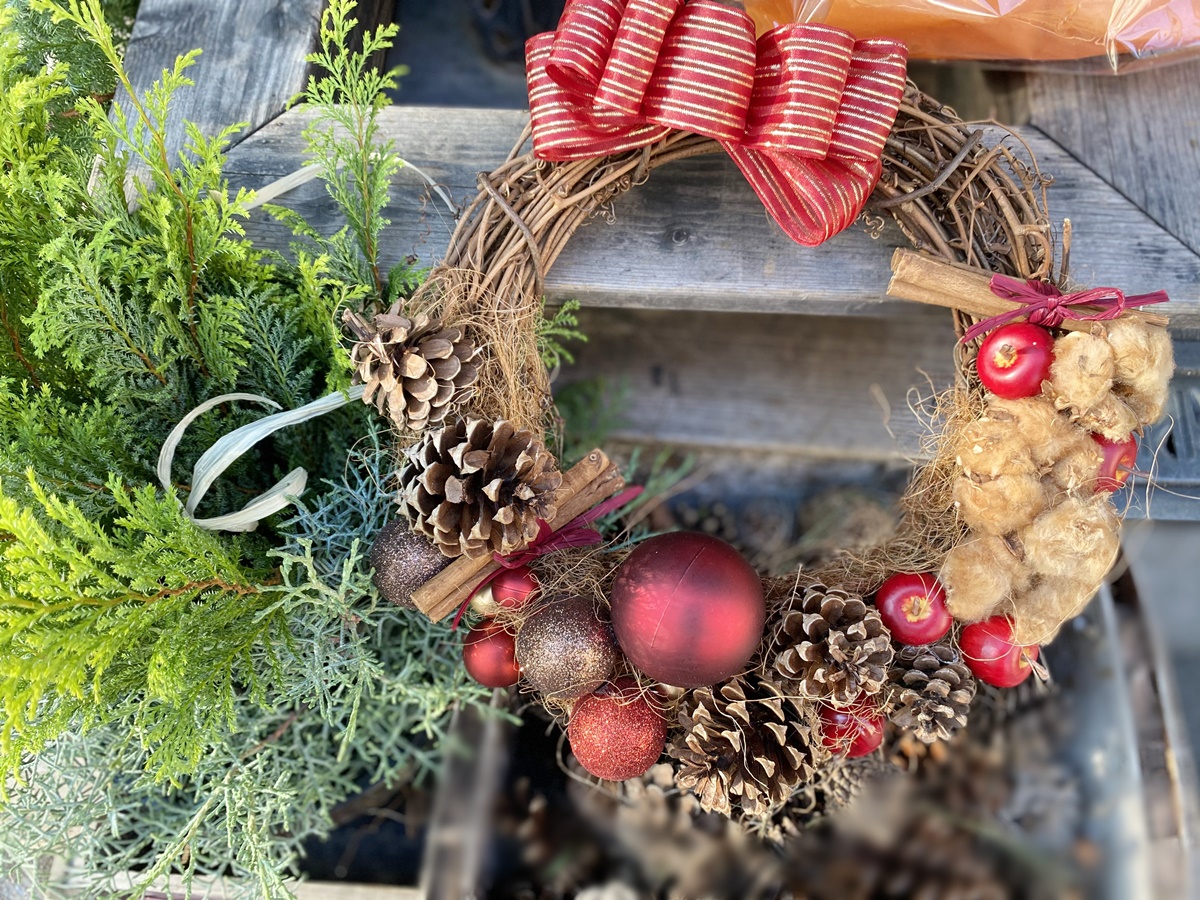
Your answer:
462,620 -> 521,688
568,678 -> 667,781
609,532 -> 765,689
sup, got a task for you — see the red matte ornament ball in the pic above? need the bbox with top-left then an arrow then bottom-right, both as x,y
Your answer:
960,616 -> 1039,688
819,699 -> 885,758
567,678 -> 668,781
976,323 -> 1054,399
609,532 -> 766,689
491,565 -> 540,610
462,620 -> 521,688
1094,433 -> 1138,493
874,572 -> 952,645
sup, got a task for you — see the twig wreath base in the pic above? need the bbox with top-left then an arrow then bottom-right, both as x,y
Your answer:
367,84 -> 1174,834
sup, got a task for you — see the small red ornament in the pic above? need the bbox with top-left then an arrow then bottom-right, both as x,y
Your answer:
492,565 -> 540,610
976,323 -> 1054,399
567,678 -> 667,781
874,572 -> 952,645
819,698 -> 885,758
960,616 -> 1039,688
462,620 -> 521,688
609,532 -> 765,689
1094,433 -> 1138,493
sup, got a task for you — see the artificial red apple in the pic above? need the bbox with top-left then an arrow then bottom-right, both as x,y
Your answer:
959,616 -> 1038,688
819,698 -> 885,758
491,565 -> 540,610
1094,433 -> 1138,493
977,323 -> 1054,399
875,572 -> 952,645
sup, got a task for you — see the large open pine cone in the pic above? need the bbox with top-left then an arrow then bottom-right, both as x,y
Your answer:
889,642 -> 976,744
344,305 -> 479,432
397,418 -> 562,558
773,583 -> 893,704
669,673 -> 825,819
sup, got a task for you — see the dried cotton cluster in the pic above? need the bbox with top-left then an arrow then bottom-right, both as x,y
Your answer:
943,318 -> 1173,644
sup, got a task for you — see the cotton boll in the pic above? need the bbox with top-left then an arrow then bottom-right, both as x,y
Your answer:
1047,431 -> 1104,496
1020,495 -> 1120,586
1048,331 -> 1115,413
953,473 -> 1048,535
941,532 -> 1028,622
1011,577 -> 1094,645
986,396 -> 1080,472
953,414 -> 1037,480
1105,318 -> 1174,425
1079,393 -> 1140,442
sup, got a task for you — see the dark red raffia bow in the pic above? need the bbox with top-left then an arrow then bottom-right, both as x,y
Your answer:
452,486 -> 645,629
960,274 -> 1171,343
525,0 -> 908,247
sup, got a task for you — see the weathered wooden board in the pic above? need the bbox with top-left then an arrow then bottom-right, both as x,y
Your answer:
558,305 -> 959,460
1028,61 -> 1200,258
223,105 -> 1200,327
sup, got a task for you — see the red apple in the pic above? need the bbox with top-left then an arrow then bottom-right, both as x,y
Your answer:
491,565 -> 540,610
976,323 -> 1054,399
819,699 -> 885,758
1094,433 -> 1138,493
463,620 -> 521,688
959,616 -> 1038,688
874,572 -> 952,645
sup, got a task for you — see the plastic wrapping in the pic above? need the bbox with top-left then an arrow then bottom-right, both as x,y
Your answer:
744,0 -> 1200,72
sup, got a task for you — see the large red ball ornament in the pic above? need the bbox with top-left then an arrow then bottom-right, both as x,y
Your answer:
462,620 -> 521,688
609,532 -> 765,688
568,678 -> 667,781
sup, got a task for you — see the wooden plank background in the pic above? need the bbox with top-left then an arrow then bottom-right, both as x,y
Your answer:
224,105 -> 1200,327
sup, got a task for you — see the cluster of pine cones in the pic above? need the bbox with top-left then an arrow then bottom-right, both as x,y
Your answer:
665,581 -> 977,830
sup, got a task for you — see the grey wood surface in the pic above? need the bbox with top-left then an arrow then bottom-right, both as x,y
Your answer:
1027,62 -> 1200,259
223,105 -> 1200,327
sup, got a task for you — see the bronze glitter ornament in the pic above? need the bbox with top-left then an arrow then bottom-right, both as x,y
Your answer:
515,595 -> 618,701
369,519 -> 452,607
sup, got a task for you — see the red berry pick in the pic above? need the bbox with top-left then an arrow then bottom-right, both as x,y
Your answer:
491,565 -> 540,610
959,616 -> 1039,688
568,678 -> 668,781
976,323 -> 1054,399
819,699 -> 885,759
875,572 -> 952,645
1094,433 -> 1138,493
462,620 -> 521,688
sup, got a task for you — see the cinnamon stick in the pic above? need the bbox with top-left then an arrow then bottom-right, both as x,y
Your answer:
411,449 -> 626,622
887,249 -> 1170,331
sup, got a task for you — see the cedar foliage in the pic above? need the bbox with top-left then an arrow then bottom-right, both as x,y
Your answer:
0,1 -> 490,895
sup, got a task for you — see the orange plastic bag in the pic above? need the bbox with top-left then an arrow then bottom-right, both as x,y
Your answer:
743,0 -> 1200,72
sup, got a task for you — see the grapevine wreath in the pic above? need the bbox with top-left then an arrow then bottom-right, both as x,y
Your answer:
360,0 -> 1175,835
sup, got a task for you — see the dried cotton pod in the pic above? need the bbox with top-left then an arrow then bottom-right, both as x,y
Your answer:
1047,431 -> 1105,496
940,533 -> 1027,622
1020,495 -> 1120,587
1048,331 -> 1115,414
953,473 -> 1048,536
1078,393 -> 1140,442
986,396 -> 1081,472
1105,318 -> 1174,425
1011,577 -> 1096,645
952,415 -> 1037,480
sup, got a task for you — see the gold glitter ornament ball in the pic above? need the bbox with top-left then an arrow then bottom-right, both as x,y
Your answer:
369,519 -> 451,607
516,595 -> 618,700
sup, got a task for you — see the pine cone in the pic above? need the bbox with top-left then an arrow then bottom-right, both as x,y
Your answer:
888,643 -> 976,744
397,418 -> 562,558
344,305 -> 479,432
773,584 -> 894,704
669,673 -> 825,819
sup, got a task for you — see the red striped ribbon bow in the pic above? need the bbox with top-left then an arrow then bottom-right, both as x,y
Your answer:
526,0 -> 908,246
960,275 -> 1171,343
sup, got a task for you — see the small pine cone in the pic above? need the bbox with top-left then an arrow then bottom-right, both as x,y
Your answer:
397,418 -> 562,558
669,674 -> 825,819
345,305 -> 479,431
888,642 -> 976,744
773,584 -> 894,704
